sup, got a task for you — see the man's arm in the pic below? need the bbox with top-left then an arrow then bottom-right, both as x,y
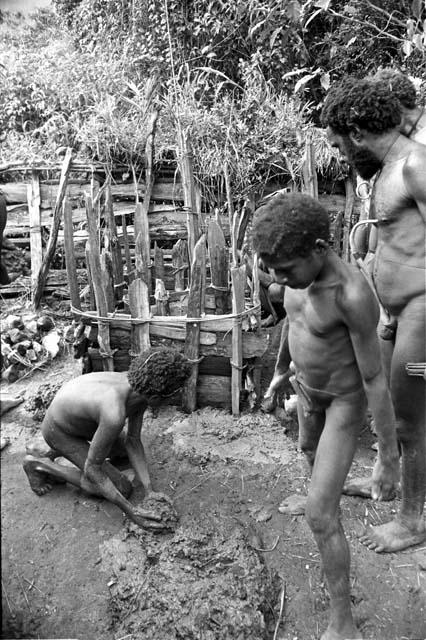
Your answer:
341,278 -> 400,500
263,317 -> 292,411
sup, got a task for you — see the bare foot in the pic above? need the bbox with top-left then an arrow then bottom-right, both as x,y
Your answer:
23,455 -> 63,496
343,477 -> 396,500
278,493 -> 306,515
359,519 -> 426,553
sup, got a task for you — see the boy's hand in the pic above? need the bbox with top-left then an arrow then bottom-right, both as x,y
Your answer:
371,455 -> 400,501
130,506 -> 164,530
262,371 -> 289,412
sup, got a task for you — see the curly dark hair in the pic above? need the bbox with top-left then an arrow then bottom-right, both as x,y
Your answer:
251,192 -> 330,261
373,69 -> 417,110
127,348 -> 191,397
321,76 -> 401,135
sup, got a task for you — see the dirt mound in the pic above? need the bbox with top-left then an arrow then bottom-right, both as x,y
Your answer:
100,520 -> 279,640
23,381 -> 62,421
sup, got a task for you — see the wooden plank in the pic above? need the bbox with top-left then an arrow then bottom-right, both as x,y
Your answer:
1,181 -> 96,207
27,170 -> 42,288
231,265 -> 246,415
128,278 -> 150,355
171,238 -> 187,292
332,211 -> 343,256
63,197 -> 81,313
32,149 -> 73,309
207,219 -> 229,315
85,194 -> 114,371
153,242 -> 165,282
85,241 -> 96,309
302,132 -> 318,199
110,181 -> 184,202
182,234 -> 205,412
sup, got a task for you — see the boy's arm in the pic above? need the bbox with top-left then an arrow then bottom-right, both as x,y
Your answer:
264,317 -> 291,404
125,410 -> 153,494
342,279 -> 400,500
85,410 -> 161,524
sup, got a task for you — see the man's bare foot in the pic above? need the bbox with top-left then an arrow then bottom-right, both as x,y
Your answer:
359,519 -> 426,553
23,455 -> 64,496
278,494 -> 306,515
343,477 -> 396,500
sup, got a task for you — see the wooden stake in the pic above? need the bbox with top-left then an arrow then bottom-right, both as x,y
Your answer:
105,182 -> 124,302
27,170 -> 42,290
85,195 -> 114,371
302,132 -> 318,199
134,202 -> 151,293
85,240 -> 96,309
207,219 -> 229,315
121,213 -> 132,283
100,248 -> 115,312
128,278 -> 150,355
177,129 -> 200,265
182,235 -> 206,413
172,238 -> 188,292
231,264 -> 246,415
32,148 -> 73,308
63,197 -> 81,314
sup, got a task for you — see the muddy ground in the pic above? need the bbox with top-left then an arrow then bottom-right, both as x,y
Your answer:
1,341 -> 426,639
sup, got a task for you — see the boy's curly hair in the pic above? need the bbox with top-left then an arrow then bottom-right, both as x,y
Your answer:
321,76 -> 401,135
251,192 -> 330,261
373,69 -> 417,110
128,348 -> 192,397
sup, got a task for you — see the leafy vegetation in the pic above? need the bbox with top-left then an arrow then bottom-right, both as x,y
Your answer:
0,1 -> 424,198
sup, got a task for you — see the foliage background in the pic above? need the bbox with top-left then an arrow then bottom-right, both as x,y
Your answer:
0,0 -> 425,200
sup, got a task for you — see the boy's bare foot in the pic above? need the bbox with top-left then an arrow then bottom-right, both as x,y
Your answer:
343,477 -> 396,500
23,455 -> 64,495
358,519 -> 426,553
278,494 -> 306,515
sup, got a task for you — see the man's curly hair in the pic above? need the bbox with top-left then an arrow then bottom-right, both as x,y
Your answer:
128,348 -> 191,397
321,76 -> 401,135
251,192 -> 330,261
373,69 -> 417,110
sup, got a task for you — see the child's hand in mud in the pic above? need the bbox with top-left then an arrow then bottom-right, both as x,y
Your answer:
130,506 -> 165,531
140,492 -> 179,532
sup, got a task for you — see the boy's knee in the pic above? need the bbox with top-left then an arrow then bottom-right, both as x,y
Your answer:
305,500 -> 336,536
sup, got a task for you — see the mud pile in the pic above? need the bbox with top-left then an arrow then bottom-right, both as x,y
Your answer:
100,520 -> 279,640
24,381 -> 62,421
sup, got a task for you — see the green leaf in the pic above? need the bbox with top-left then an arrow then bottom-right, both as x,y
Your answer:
411,0 -> 422,19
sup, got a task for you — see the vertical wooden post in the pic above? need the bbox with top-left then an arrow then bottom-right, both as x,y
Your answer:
32,148 -> 73,308
333,212 -> 343,257
121,213 -> 132,283
182,235 -> 206,413
28,170 -> 42,290
63,197 -> 81,314
231,264 -> 246,415
302,132 -> 318,199
85,241 -> 96,310
207,219 -> 229,315
85,195 -> 114,371
105,182 -> 124,302
100,248 -> 115,312
134,202 -> 151,293
343,177 -> 355,262
177,129 -> 200,266
172,238 -> 188,292
128,278 -> 151,355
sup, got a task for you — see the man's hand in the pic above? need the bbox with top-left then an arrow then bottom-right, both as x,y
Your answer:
130,506 -> 164,530
371,455 -> 400,501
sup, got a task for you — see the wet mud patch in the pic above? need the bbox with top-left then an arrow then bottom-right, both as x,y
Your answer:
100,519 -> 280,640
165,407 -> 296,466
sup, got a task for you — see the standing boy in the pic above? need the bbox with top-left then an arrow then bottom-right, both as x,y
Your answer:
23,348 -> 191,529
252,192 -> 399,640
